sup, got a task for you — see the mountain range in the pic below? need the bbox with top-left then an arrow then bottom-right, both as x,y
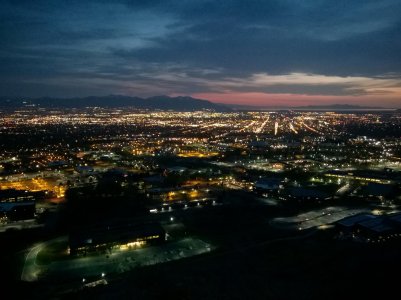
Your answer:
0,96 -> 395,111
0,95 -> 230,112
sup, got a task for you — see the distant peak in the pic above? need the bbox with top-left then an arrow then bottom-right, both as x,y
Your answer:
0,95 -> 230,112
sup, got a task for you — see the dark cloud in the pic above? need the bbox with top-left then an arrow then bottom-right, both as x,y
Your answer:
0,0 -> 400,102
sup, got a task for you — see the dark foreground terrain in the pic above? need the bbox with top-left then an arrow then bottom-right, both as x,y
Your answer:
2,204 -> 401,300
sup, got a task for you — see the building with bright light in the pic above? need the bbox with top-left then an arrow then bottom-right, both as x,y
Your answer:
0,189 -> 38,221
69,222 -> 166,256
336,213 -> 401,242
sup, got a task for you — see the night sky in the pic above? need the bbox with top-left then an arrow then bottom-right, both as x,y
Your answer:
1,0 -> 401,107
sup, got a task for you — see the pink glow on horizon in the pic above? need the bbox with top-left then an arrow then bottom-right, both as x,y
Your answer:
191,92 -> 401,108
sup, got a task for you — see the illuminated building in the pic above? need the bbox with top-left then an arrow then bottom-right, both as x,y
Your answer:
325,170 -> 398,184
0,189 -> 38,221
69,222 -> 166,256
282,187 -> 331,202
336,213 -> 401,242
254,178 -> 282,191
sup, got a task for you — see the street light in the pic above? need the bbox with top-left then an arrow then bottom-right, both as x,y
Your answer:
101,272 -> 105,277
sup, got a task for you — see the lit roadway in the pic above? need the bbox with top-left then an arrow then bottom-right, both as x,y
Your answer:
274,121 -> 279,135
0,219 -> 43,233
255,116 -> 269,134
336,183 -> 351,196
21,236 -> 67,282
299,121 -> 320,134
289,122 -> 298,134
242,120 -> 256,132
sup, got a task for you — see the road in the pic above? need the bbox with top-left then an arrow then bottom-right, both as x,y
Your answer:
21,236 -> 67,282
